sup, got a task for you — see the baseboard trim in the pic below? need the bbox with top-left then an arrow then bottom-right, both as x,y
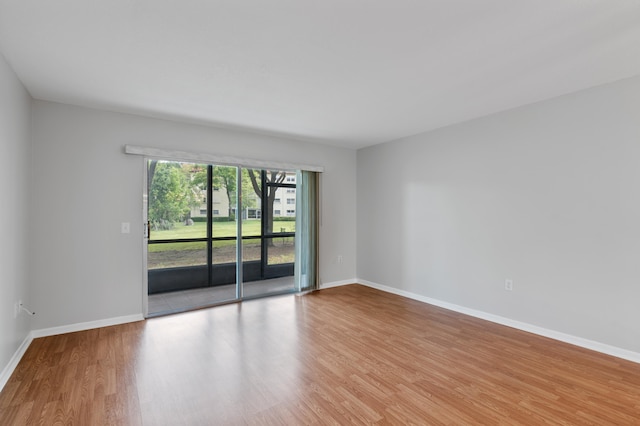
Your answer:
357,279 -> 640,365
0,333 -> 33,392
1,314 -> 145,393
30,314 -> 145,339
320,279 -> 356,289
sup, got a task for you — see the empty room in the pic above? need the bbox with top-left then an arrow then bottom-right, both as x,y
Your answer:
2,1 -> 640,424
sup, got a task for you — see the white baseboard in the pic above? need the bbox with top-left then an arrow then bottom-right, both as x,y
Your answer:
30,314 -> 145,339
357,279 -> 640,365
0,313 -> 144,393
0,334 -> 33,392
320,278 -> 356,289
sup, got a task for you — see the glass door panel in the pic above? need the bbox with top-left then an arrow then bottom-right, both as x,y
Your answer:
147,160 -> 238,316
241,169 -> 296,298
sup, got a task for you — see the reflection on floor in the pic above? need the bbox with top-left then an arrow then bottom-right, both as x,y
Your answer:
148,276 -> 296,316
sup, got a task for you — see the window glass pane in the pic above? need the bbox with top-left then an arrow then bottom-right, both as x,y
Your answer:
239,238 -> 259,262
211,220 -> 236,239
148,241 -> 207,269
210,239 -> 235,265
267,237 -> 295,265
148,161 -> 208,240
211,165 -> 237,238
272,186 -> 296,232
269,184 -> 296,232
273,218 -> 295,233
241,168 -> 262,237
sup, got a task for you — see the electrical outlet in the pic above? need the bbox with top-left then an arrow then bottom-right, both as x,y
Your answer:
505,279 -> 513,291
337,255 -> 343,264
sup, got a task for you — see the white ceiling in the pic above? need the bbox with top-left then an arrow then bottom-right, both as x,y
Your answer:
1,1 -> 640,149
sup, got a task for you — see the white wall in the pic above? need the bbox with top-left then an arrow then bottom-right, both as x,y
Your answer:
358,75 -> 640,353
31,101 -> 357,329
0,54 -> 32,376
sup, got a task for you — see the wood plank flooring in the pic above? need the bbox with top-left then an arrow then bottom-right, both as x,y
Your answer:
2,284 -> 640,425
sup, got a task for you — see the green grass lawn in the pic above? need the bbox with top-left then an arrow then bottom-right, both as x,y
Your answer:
150,220 -> 296,239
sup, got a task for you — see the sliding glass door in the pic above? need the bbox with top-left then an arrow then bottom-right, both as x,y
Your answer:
147,161 -> 237,314
242,169 -> 296,298
146,160 -> 299,316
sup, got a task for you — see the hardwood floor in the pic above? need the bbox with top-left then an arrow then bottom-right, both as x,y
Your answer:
2,284 -> 640,425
